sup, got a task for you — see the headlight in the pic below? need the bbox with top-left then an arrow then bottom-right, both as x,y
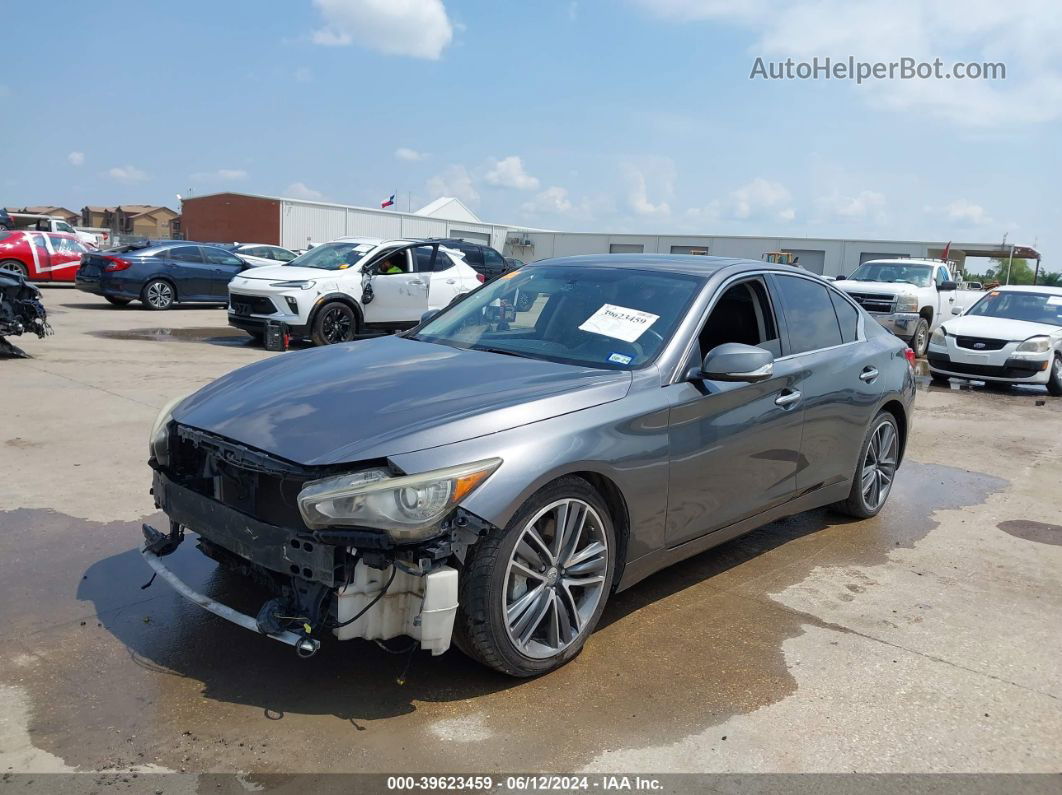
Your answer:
148,394 -> 186,464
269,280 -> 316,289
930,327 -> 947,347
895,295 -> 919,312
1015,336 -> 1051,354
297,458 -> 502,541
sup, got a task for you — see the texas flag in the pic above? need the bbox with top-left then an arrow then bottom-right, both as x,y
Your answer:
381,194 -> 395,209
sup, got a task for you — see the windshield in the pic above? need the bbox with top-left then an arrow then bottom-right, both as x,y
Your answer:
286,241 -> 374,271
966,291 -> 1062,326
412,265 -> 702,369
849,262 -> 933,287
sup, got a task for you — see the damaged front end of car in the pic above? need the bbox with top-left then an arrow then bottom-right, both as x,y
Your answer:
0,269 -> 51,358
143,416 -> 500,658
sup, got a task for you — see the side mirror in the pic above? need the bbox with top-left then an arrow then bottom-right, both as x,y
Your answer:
951,306 -> 963,315
938,280 -> 958,291
691,342 -> 775,383
420,309 -> 440,324
835,274 -> 845,281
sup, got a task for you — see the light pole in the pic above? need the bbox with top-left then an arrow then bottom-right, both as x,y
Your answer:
1005,244 -> 1015,285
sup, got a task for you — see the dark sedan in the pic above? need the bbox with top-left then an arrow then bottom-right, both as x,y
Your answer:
75,242 -> 249,309
141,255 -> 916,675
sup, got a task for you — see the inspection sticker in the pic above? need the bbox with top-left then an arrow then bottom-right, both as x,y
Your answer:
579,304 -> 660,343
1047,296 -> 1062,306
608,352 -> 633,365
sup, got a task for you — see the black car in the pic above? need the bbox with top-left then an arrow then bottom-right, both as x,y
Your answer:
75,242 -> 250,309
0,208 -> 12,231
431,238 -> 511,281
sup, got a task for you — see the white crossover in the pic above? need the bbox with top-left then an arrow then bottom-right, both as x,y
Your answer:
227,237 -> 484,345
927,285 -> 1062,395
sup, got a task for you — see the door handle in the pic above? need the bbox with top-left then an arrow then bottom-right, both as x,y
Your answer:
859,367 -> 879,383
446,279 -> 456,284
775,389 -> 801,408
409,279 -> 425,286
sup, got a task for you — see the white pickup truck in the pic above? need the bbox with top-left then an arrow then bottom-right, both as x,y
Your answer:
9,213 -> 103,249
835,258 -> 981,356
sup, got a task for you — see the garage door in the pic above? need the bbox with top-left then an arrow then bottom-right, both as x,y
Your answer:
670,245 -> 709,255
449,230 -> 491,244
782,249 -> 826,275
859,252 -> 909,265
609,243 -> 644,253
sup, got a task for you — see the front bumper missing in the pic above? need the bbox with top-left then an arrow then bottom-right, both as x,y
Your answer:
140,526 -> 321,656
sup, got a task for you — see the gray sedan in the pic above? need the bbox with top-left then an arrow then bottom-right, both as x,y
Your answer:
142,255 -> 915,676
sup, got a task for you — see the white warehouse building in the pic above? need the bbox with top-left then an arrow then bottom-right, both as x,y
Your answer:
180,191 -> 1005,277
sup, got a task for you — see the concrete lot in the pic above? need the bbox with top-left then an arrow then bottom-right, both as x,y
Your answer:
1,288 -> 1060,775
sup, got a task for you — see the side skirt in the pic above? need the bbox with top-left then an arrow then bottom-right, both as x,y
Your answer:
615,480 -> 851,592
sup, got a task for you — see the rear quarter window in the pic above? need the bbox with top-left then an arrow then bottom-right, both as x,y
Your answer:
828,289 -> 860,343
773,274 -> 844,353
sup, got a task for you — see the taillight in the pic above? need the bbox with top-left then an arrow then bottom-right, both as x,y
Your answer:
904,348 -> 916,367
103,256 -> 131,272
476,273 -> 486,283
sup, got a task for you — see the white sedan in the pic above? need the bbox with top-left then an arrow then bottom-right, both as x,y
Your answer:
927,285 -> 1062,395
227,237 -> 484,346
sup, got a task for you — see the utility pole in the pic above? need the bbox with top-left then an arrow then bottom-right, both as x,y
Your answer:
1005,244 -> 1015,285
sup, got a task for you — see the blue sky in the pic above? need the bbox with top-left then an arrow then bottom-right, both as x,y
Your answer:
5,0 -> 1059,259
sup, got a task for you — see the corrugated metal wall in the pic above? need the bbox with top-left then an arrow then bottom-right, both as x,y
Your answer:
280,199 -> 508,251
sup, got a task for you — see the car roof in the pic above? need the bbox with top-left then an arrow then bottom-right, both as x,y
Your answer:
860,258 -> 946,267
527,253 -> 773,277
992,285 -> 1062,296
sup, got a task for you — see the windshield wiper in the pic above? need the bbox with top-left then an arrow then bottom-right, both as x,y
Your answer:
470,344 -> 538,359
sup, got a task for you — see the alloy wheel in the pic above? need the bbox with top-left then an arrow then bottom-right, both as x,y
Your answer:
503,498 -> 609,659
146,282 -> 173,308
321,306 -> 353,343
0,261 -> 27,277
861,420 -> 898,511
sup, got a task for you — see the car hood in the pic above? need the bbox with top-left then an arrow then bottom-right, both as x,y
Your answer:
838,280 -> 920,295
941,315 -> 1062,342
172,335 -> 633,466
233,265 -> 354,282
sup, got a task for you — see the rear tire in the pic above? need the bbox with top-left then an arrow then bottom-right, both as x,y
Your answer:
832,411 -> 900,519
0,260 -> 28,278
910,318 -> 930,357
930,372 -> 950,386
1048,354 -> 1062,397
311,301 -> 358,345
105,296 -> 132,307
454,477 -> 616,677
141,279 -> 175,310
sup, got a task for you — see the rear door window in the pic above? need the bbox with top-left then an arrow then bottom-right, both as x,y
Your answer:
829,289 -> 860,343
203,247 -> 244,266
772,274 -> 844,354
168,246 -> 204,263
412,245 -> 438,273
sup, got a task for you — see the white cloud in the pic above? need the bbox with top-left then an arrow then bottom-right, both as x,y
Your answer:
286,182 -> 325,200
729,177 -> 794,221
107,165 -> 148,183
932,198 -> 994,226
522,186 -> 573,214
311,0 -> 454,60
484,156 -> 540,191
624,161 -> 674,218
633,0 -> 1062,126
191,168 -> 248,182
395,147 -> 428,161
67,151 -> 84,166
828,189 -> 887,222
426,165 -> 479,205
294,66 -> 312,82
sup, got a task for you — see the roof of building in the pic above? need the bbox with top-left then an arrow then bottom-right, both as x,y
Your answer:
535,253 -> 767,276
413,196 -> 481,223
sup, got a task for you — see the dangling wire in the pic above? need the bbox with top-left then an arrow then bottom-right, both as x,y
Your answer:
330,565 -> 396,629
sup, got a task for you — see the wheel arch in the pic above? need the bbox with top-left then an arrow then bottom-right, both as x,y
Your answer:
142,275 -> 178,301
919,305 -> 934,324
308,292 -> 363,331
878,398 -> 908,463
566,470 -> 631,590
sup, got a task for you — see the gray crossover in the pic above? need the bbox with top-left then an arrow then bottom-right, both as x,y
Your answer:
142,255 -> 915,676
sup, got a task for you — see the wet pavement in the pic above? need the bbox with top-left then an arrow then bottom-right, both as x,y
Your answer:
1,291 -> 1060,775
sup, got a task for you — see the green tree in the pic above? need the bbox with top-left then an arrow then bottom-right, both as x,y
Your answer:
986,257 -> 1035,284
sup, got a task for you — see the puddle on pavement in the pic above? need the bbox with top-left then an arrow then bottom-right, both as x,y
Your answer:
0,461 -> 1006,772
89,327 -> 255,347
997,519 -> 1062,546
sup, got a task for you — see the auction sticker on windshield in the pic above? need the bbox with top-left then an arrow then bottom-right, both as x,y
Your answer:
579,304 -> 660,343
1047,296 -> 1062,306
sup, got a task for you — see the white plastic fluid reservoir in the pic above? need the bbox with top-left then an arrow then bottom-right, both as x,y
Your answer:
419,566 -> 459,656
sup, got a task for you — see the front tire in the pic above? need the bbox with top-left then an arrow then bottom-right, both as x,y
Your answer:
910,318 -> 930,357
0,260 -> 28,278
311,301 -> 358,345
1048,354 -> 1062,397
832,411 -> 900,519
141,279 -> 175,310
454,477 -> 616,677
